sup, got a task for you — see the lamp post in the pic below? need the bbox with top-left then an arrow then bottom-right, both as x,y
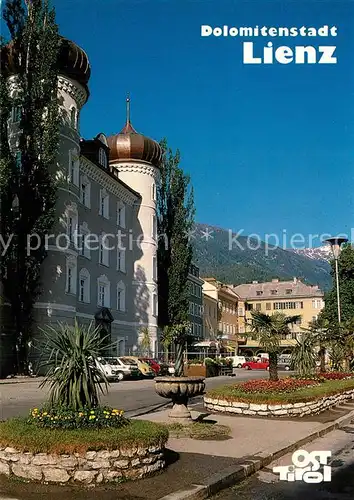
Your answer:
325,237 -> 348,324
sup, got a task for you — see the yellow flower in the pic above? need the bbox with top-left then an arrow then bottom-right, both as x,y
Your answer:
43,412 -> 48,416
90,410 -> 95,414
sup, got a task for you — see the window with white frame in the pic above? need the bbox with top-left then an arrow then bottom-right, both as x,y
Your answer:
78,268 -> 90,303
66,204 -> 78,243
66,256 -> 77,294
69,150 -> 79,186
80,175 -> 91,208
99,189 -> 109,219
99,148 -> 107,168
117,248 -> 126,272
117,281 -> 126,312
70,107 -> 77,129
117,200 -> 126,228
99,233 -> 109,266
153,293 -> 158,317
97,275 -> 110,307
79,222 -> 90,259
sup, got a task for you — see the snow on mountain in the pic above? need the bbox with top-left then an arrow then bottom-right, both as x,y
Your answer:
291,245 -> 332,262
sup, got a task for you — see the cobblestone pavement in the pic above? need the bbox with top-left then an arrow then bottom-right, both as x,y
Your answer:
213,422 -> 354,499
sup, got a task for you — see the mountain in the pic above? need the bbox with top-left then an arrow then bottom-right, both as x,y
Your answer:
291,246 -> 332,262
192,224 -> 332,290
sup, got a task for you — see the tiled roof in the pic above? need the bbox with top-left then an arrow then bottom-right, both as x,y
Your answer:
231,279 -> 323,300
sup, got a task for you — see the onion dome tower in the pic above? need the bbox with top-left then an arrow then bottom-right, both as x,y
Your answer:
107,97 -> 161,355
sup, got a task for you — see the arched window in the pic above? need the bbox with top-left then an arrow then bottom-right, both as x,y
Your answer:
70,107 -> 77,129
116,200 -> 126,228
66,256 -> 77,294
117,281 -> 126,312
78,268 -> 90,303
99,148 -> 107,168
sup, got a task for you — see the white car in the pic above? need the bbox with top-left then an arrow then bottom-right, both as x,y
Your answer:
228,356 -> 247,368
95,357 -> 120,382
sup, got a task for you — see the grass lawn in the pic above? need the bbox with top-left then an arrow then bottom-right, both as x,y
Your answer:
206,378 -> 354,404
0,418 -> 168,455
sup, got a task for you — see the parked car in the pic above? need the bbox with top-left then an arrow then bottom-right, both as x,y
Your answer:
228,356 -> 247,368
242,359 -> 269,370
124,356 -> 155,378
141,358 -> 161,375
104,357 -> 141,381
95,357 -> 120,381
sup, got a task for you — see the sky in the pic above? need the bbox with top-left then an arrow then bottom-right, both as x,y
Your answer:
2,0 -> 354,247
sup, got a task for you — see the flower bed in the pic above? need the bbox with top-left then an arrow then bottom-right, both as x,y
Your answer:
0,418 -> 168,484
204,376 -> 354,418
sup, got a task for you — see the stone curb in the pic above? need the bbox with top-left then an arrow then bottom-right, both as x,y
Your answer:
0,378 -> 43,385
157,408 -> 354,500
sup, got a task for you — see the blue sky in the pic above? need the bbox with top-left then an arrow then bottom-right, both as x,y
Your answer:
3,0 -> 354,247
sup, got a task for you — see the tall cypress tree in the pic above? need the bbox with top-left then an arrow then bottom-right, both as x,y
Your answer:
157,139 -> 195,374
0,0 -> 60,373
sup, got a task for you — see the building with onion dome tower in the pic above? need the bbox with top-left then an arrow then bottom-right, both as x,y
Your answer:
1,35 -> 162,372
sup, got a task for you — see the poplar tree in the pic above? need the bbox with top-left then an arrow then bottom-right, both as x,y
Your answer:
157,140 -> 195,375
0,0 -> 60,373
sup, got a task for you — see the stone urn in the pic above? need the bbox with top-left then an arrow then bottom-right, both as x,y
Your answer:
155,376 -> 205,423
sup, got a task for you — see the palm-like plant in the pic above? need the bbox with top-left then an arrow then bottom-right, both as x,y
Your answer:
291,331 -> 318,377
250,311 -> 301,381
39,320 -> 110,410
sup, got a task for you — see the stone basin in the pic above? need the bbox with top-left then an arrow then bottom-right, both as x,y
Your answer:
155,376 -> 205,423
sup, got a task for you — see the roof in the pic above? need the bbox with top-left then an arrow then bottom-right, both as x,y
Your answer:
232,278 -> 324,300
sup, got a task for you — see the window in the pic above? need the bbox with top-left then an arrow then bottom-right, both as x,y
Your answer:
270,289 -> 277,295
69,150 -> 79,186
312,315 -> 318,322
286,289 -> 293,295
80,176 -> 91,208
274,302 -> 304,310
15,151 -> 21,170
79,223 -> 90,259
312,299 -> 322,309
66,257 -> 77,294
255,303 -> 261,311
78,268 -> 90,303
256,290 -> 263,296
295,317 -> 302,325
238,307 -> 244,316
266,302 -> 271,310
153,293 -> 158,317
66,206 -> 78,244
189,302 -> 193,314
99,189 -> 109,219
99,234 -> 109,267
12,105 -> 21,123
152,215 -> 157,239
153,255 -> 157,281
97,275 -> 110,307
117,281 -> 126,311
116,201 -> 126,228
70,107 -> 77,129
99,148 -> 107,168
117,248 -> 126,272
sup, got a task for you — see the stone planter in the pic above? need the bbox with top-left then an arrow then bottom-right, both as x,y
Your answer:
155,376 -> 205,423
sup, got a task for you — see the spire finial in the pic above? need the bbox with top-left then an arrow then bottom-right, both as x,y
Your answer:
126,94 -> 130,124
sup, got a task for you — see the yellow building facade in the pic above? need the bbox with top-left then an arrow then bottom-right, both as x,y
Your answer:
232,278 -> 324,356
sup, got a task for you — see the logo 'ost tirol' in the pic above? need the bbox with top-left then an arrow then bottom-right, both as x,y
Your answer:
201,25 -> 338,64
273,450 -> 332,483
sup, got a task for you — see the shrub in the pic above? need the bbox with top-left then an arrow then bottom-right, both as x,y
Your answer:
0,418 -> 169,455
39,320 -> 110,410
28,405 -> 129,430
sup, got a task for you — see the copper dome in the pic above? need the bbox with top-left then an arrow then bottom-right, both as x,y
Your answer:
107,99 -> 162,167
1,37 -> 90,92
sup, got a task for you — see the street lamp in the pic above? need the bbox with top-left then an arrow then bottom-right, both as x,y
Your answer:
325,236 -> 348,324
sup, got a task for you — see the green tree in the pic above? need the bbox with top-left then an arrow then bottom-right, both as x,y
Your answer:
140,327 -> 151,357
40,321 -> 109,410
250,311 -> 301,381
157,139 -> 195,375
322,244 -> 354,325
0,0 -> 60,374
291,331 -> 318,377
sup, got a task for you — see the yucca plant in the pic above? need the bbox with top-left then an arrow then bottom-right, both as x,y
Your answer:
291,332 -> 318,377
39,320 -> 110,410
